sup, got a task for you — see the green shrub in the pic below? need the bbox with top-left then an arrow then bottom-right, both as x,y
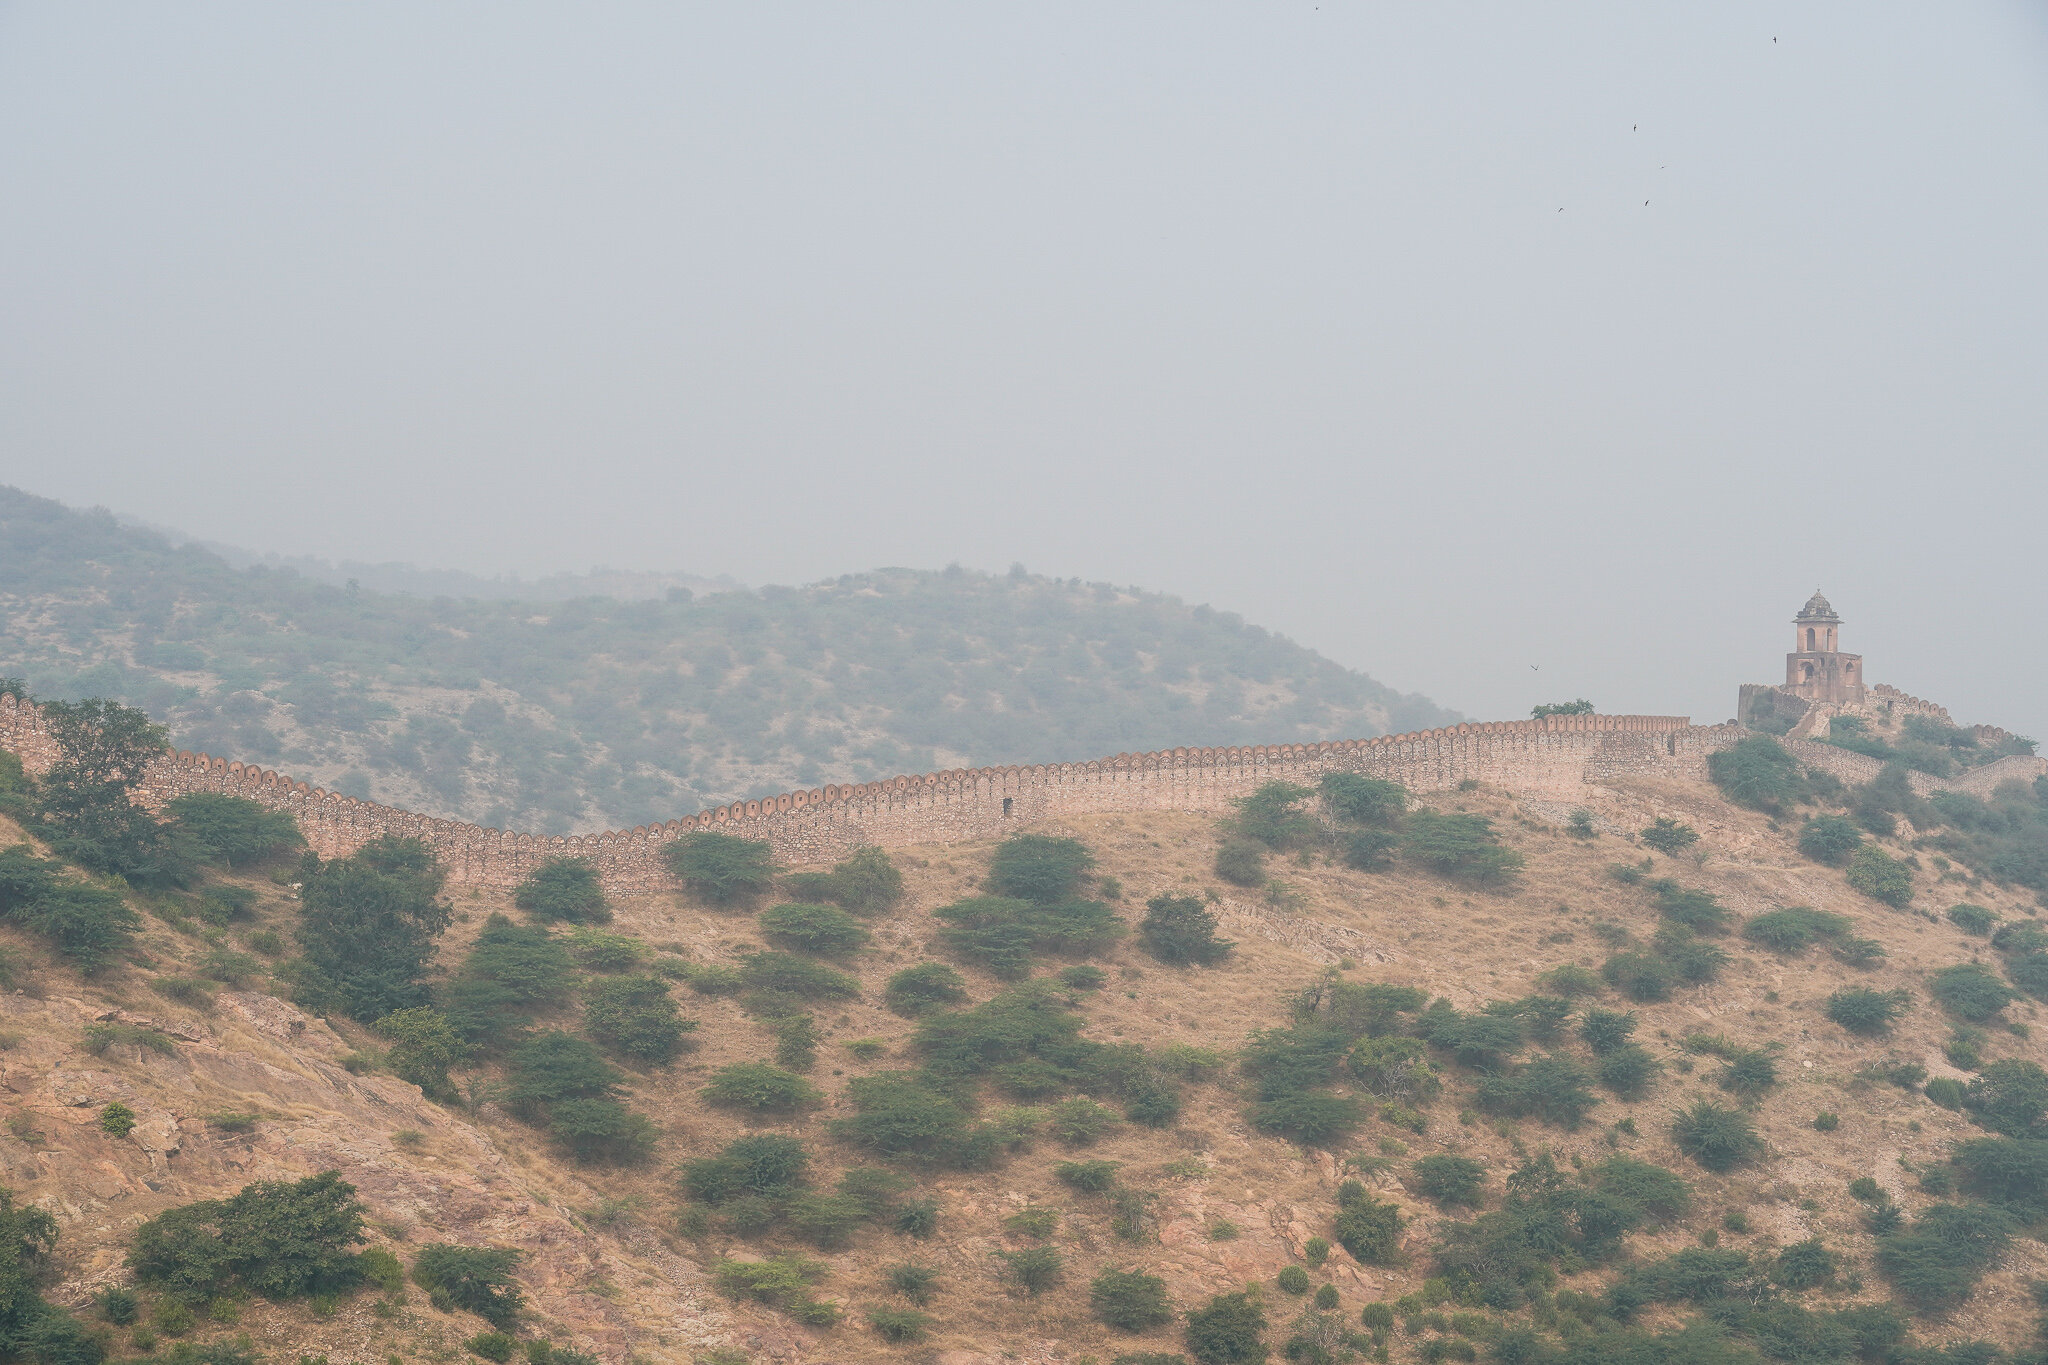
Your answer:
1715,1047 -> 1778,1100
895,1200 -> 939,1238
1848,845 -> 1914,908
1060,963 -> 1108,990
99,1100 -> 136,1137
1055,1159 -> 1122,1193
1313,1283 -> 1340,1312
0,844 -> 141,975
1743,906 -> 1848,953
1346,1035 -> 1440,1103
583,974 -> 693,1064
702,1062 -> 824,1112
502,1031 -> 621,1119
465,1331 -> 516,1362
166,793 -> 303,868
866,1305 -> 932,1342
995,1245 -> 1063,1295
1834,935 -> 1887,968
784,846 -> 904,914
832,1072 -> 978,1164
1360,1302 -> 1396,1333
295,836 -> 452,1022
564,926 -> 643,971
1403,811 -> 1524,883
151,975 -> 215,1010
1341,828 -> 1400,872
1050,1096 -> 1120,1145
1825,987 -> 1910,1036
82,1019 -> 176,1056
377,1006 -> 464,1096
1876,1203 -> 2015,1314
1228,781 -> 1321,850
990,834 -> 1095,901
1333,1184 -> 1404,1265
1214,839 -> 1267,888
664,832 -> 780,907
1141,893 -> 1234,966
934,894 -> 1125,977
1772,1239 -> 1836,1290
681,1134 -> 810,1204
1924,1077 -> 1968,1110
1814,1112 -> 1839,1131
1654,885 -> 1731,935
1655,926 -> 1727,984
1708,735 -> 1808,813
1952,1136 -> 2048,1212
1797,816 -> 1863,866
2005,951 -> 2048,1002
886,1262 -> 940,1304
1092,1266 -> 1175,1330
1596,1045 -> 1661,1100
511,857 -> 610,923
884,962 -> 968,1016
1276,1264 -> 1312,1295
1601,951 -> 1674,1002
738,950 -> 859,999
712,1254 -> 836,1323
1965,1059 -> 2048,1137
1322,773 -> 1406,825
1537,964 -> 1602,997
1185,1290 -> 1267,1364
93,1285 -> 139,1324
1640,819 -> 1699,855
1948,904 -> 1998,936
129,1170 -> 367,1303
758,902 -> 871,957
546,1097 -> 656,1165
1475,1055 -> 1597,1129
1672,1101 -> 1763,1172
1412,1155 -> 1485,1208
1579,1009 -> 1636,1054
441,914 -> 576,1044
200,946 -> 262,985
1931,963 -> 2015,1021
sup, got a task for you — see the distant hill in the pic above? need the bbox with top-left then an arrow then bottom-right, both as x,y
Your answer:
0,486 -> 1456,832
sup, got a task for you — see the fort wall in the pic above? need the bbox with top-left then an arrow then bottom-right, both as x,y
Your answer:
4,692 -> 2033,893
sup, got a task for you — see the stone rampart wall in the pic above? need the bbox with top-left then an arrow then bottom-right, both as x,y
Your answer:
1,694 -> 1732,891
8,690 -> 2029,894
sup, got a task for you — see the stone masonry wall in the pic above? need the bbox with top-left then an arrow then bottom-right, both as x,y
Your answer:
4,691 -> 2033,894
0,695 -> 1729,891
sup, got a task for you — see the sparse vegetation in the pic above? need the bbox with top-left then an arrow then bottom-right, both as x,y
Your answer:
1640,818 -> 1698,855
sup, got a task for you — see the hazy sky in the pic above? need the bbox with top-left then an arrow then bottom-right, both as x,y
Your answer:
4,4 -> 2046,738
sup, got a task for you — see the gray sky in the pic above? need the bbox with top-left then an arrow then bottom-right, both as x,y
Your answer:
4,4 -> 2046,738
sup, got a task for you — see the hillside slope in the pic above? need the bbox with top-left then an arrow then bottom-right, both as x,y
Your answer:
6,745 -> 2048,1363
0,486 -> 1455,834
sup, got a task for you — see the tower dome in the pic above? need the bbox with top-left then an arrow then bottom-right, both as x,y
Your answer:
1783,591 -> 1863,704
1796,590 -> 1839,624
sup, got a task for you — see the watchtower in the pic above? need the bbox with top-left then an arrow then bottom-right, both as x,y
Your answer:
1785,590 -> 1866,704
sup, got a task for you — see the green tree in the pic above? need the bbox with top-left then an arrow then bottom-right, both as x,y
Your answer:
1707,736 -> 1807,814
410,1244 -> 524,1330
881,962 -> 966,1018
378,1007 -> 464,1097
36,697 -> 187,886
1931,964 -> 2015,1023
1846,845 -> 1913,908
0,845 -> 140,975
1319,772 -> 1406,825
1532,700 -> 1595,718
759,902 -> 872,957
166,793 -> 303,869
1403,811 -> 1524,884
501,1031 -> 622,1120
664,832 -> 780,906
1639,818 -> 1699,856
1091,1266 -> 1174,1331
784,845 -> 903,914
1797,816 -> 1863,866
1185,1289 -> 1268,1364
128,1170 -> 367,1304
583,975 -> 693,1064
988,835 -> 1094,902
511,857 -> 610,923
0,1182 -> 99,1365
1140,893 -> 1234,966
295,836 -> 452,1022
440,914 -> 576,1045
1227,782 -> 1320,850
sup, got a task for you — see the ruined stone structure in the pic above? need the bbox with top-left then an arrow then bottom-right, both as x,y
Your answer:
1784,590 -> 1866,705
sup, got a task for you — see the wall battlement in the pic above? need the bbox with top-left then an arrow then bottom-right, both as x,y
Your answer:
0,694 -> 1740,890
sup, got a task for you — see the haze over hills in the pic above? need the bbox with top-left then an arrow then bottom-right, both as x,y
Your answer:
0,485 -> 1456,834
